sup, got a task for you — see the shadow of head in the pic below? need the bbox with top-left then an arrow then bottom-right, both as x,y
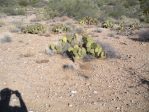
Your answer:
131,29 -> 149,42
0,88 -> 28,112
0,88 -> 12,104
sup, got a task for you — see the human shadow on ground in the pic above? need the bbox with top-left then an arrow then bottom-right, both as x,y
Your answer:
0,88 -> 28,112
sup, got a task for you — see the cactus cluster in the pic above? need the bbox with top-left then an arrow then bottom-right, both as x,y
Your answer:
22,23 -> 46,34
82,35 -> 105,58
102,20 -> 114,28
49,34 -> 106,61
79,16 -> 98,25
52,24 -> 70,33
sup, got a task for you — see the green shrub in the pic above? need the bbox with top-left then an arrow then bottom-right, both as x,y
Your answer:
49,34 -> 106,61
111,16 -> 141,35
139,0 -> 149,15
35,8 -> 59,21
144,14 -> 149,23
79,16 -> 98,25
18,0 -> 29,7
22,23 -> 46,34
48,0 -> 99,19
3,7 -> 26,15
0,0 -> 17,7
52,24 -> 70,33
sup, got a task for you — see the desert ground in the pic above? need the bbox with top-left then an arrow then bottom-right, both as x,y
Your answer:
0,14 -> 149,112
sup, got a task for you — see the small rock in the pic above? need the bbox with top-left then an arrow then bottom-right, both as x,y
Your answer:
68,103 -> 73,107
93,91 -> 98,94
116,107 -> 120,110
45,48 -> 54,56
71,90 -> 77,94
0,35 -> 12,43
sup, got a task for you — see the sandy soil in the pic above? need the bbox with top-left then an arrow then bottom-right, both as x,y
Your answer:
0,15 -> 149,112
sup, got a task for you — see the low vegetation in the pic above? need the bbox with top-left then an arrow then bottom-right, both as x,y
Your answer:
49,34 -> 106,61
22,23 -> 46,34
79,16 -> 98,25
51,24 -> 70,34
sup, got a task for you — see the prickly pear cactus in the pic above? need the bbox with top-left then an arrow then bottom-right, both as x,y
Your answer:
79,16 -> 98,25
22,23 -> 46,34
48,33 -> 106,61
68,45 -> 87,59
102,20 -> 114,28
82,35 -> 106,58
52,24 -> 70,33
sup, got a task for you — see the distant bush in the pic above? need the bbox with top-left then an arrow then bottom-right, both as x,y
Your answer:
3,7 -> 26,15
48,0 -> 99,19
139,0 -> 149,15
35,8 -> 59,20
18,0 -> 29,7
111,16 -> 141,35
22,23 -> 46,34
79,16 -> 98,25
0,0 -> 17,7
102,20 -> 114,28
51,24 -> 70,33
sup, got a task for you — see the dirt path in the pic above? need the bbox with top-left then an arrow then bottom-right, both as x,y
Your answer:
0,16 -> 149,112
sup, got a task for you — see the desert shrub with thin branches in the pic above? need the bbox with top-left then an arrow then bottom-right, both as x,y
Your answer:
48,0 -> 99,19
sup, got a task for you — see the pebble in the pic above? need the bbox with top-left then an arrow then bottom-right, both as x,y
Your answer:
93,91 -> 98,94
116,107 -> 120,110
71,90 -> 77,94
45,48 -> 54,56
68,103 -> 73,107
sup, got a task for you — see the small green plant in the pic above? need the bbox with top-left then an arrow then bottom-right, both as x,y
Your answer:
48,34 -> 106,61
79,16 -> 98,25
22,23 -> 46,34
52,24 -> 70,33
18,0 -> 29,7
102,20 -> 114,28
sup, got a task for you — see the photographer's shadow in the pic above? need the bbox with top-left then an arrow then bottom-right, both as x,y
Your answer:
0,88 -> 28,112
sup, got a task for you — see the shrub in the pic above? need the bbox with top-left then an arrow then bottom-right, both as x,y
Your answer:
79,16 -> 98,25
51,24 -> 70,33
18,0 -> 29,7
3,7 -> 26,15
107,16 -> 141,35
48,0 -> 99,19
102,20 -> 114,28
34,8 -> 59,21
139,0 -> 149,15
0,0 -> 17,7
48,34 -> 106,61
22,23 -> 46,34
